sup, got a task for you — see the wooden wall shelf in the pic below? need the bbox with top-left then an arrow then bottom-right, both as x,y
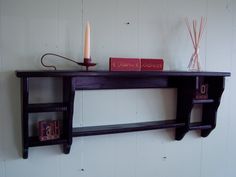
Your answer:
16,70 -> 230,159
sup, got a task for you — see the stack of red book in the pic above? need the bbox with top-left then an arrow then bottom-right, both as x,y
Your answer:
109,57 -> 164,71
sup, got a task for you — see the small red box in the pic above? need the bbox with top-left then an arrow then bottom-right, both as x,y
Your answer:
38,120 -> 60,141
109,58 -> 141,71
141,59 -> 164,71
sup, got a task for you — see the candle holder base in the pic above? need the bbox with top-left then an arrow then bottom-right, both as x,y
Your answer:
78,58 -> 96,71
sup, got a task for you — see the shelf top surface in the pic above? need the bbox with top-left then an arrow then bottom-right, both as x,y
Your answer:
16,70 -> 231,78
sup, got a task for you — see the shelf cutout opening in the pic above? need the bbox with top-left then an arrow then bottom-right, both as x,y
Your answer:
29,77 -> 63,104
73,88 -> 177,128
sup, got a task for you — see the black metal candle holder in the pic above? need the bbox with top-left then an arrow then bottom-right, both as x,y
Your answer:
41,53 -> 96,71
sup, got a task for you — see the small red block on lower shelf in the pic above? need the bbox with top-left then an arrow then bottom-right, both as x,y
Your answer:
109,58 -> 141,71
38,120 -> 60,141
141,58 -> 164,71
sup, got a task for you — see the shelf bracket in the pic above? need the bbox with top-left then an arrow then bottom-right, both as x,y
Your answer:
201,77 -> 225,137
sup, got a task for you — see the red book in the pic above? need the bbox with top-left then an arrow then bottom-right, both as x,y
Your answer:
109,58 -> 141,71
141,59 -> 164,71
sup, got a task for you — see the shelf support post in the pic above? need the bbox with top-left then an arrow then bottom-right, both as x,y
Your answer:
175,77 -> 196,140
21,77 -> 29,159
63,77 -> 75,154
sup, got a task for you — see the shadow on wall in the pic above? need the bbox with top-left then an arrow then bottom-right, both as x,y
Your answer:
159,19 -> 189,70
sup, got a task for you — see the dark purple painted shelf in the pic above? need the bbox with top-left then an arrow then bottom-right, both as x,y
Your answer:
16,70 -> 230,159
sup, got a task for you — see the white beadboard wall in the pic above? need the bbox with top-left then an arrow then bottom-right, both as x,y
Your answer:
0,0 -> 235,177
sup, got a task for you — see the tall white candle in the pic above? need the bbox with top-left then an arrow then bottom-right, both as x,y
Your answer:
84,22 -> 91,59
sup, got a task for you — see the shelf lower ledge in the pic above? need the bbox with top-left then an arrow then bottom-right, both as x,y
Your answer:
192,99 -> 214,104
189,122 -> 212,130
29,136 -> 67,147
27,103 -> 67,113
72,120 -> 185,137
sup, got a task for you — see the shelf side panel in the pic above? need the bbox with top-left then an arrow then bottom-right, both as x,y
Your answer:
21,77 -> 29,159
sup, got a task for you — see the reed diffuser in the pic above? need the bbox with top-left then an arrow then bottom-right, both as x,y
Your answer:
185,17 -> 206,71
